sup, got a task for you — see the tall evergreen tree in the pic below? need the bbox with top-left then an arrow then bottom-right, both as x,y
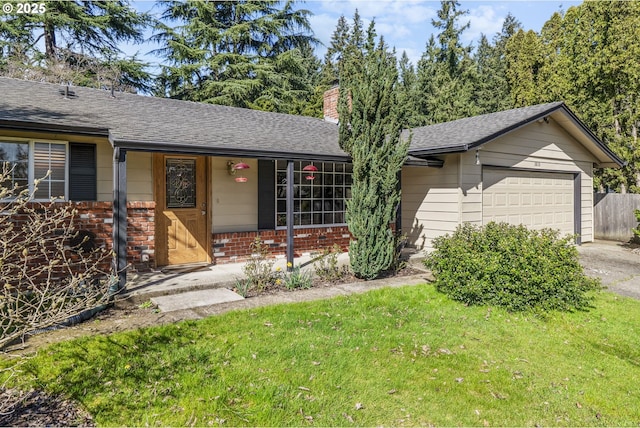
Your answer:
0,0 -> 151,91
152,0 -> 319,113
321,14 -> 350,86
397,51 -> 423,127
504,29 -> 545,107
559,2 -> 640,192
338,20 -> 409,280
474,13 -> 521,113
415,0 -> 478,124
505,2 -> 640,192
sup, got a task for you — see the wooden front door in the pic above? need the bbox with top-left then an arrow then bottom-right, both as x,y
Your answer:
154,154 -> 210,266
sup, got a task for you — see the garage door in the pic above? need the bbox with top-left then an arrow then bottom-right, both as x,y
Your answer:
483,168 -> 575,236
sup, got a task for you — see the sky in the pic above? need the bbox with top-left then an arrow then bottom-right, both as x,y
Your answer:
130,0 -> 582,70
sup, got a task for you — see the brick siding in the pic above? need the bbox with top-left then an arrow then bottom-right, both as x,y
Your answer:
5,201 -> 156,274
73,201 -> 155,272
212,226 -> 352,264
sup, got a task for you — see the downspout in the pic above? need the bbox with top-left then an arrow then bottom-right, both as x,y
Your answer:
112,147 -> 128,291
286,160 -> 294,271
458,154 -> 463,225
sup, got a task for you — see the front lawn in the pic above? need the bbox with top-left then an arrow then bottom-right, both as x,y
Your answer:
5,284 -> 640,426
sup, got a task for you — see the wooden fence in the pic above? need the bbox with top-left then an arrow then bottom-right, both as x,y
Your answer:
594,193 -> 640,241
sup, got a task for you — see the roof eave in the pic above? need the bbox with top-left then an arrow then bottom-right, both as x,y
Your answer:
111,139 -> 351,163
409,103 -> 566,156
552,107 -> 625,168
0,119 -> 110,137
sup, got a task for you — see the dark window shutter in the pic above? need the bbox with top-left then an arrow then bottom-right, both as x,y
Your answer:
257,159 -> 275,230
69,143 -> 97,201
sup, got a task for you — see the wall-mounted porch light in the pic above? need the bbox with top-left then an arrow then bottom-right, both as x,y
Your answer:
302,164 -> 318,181
475,149 -> 480,166
228,161 -> 250,183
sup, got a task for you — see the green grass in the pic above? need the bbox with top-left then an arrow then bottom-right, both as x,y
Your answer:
4,284 -> 640,426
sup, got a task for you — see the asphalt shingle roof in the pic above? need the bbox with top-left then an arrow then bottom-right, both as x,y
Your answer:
408,102 -> 565,155
0,77 -> 622,167
0,77 -> 346,161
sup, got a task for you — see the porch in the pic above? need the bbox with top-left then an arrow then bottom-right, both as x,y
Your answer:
122,252 -> 350,307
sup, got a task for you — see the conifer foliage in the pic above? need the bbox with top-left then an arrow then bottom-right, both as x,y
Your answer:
338,21 -> 409,280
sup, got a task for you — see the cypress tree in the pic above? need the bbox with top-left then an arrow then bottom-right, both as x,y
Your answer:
338,21 -> 409,280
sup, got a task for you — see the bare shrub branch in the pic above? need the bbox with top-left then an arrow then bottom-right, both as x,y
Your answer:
1,163 -> 115,351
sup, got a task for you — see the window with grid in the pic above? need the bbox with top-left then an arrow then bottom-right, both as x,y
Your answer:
275,160 -> 352,227
0,140 -> 96,201
33,142 -> 66,199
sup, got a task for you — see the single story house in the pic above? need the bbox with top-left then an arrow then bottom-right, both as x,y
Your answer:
0,78 -> 623,289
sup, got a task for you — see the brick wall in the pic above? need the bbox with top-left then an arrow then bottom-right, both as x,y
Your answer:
73,201 -> 156,272
3,201 -> 156,274
212,226 -> 352,264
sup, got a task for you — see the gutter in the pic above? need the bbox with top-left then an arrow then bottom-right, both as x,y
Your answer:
0,119 -> 110,137
110,138 -> 352,163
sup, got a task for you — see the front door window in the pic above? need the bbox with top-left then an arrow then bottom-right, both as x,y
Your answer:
166,158 -> 196,208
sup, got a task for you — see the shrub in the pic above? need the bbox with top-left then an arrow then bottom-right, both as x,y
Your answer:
632,210 -> 640,242
241,237 -> 276,292
423,222 -> 601,312
1,165 -> 114,351
313,244 -> 348,282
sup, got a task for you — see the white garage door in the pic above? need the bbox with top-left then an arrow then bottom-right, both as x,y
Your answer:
483,168 -> 575,236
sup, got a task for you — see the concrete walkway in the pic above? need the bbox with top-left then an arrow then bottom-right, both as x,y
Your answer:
120,239 -> 640,314
123,252 -> 355,310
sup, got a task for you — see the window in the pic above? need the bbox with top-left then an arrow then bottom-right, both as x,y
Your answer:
275,160 -> 352,227
0,141 -> 28,191
33,142 -> 66,199
0,140 -> 96,201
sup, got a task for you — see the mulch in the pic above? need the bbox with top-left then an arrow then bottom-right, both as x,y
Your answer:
0,388 -> 94,427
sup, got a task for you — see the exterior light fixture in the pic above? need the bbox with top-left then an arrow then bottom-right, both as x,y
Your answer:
302,164 -> 318,181
475,149 -> 480,166
228,161 -> 250,182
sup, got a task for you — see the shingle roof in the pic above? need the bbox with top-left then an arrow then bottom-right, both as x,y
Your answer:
0,77 -> 346,161
408,102 -> 565,154
0,77 -> 622,167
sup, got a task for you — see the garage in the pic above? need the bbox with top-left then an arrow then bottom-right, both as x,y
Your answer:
482,168 -> 576,236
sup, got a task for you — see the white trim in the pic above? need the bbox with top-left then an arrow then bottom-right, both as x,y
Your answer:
0,137 -> 70,201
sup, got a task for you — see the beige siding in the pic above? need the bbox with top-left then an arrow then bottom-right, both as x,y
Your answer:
402,154 -> 460,250
471,119 -> 596,242
211,157 -> 258,233
127,152 -> 153,201
96,140 -> 112,201
403,119 -> 599,251
95,143 -> 153,201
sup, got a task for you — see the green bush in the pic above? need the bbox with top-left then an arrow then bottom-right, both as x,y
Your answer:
632,209 -> 640,242
424,222 -> 601,312
313,244 -> 348,282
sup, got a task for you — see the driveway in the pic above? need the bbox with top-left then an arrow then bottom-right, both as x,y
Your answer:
578,240 -> 640,299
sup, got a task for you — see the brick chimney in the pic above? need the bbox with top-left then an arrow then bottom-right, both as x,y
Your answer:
323,86 -> 340,124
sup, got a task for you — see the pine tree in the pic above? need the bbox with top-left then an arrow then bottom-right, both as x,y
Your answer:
338,20 -> 409,280
397,51 -> 423,127
474,13 -> 521,113
321,14 -> 350,86
415,0 -> 478,124
152,0 -> 319,113
504,29 -> 545,107
0,0 -> 151,91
